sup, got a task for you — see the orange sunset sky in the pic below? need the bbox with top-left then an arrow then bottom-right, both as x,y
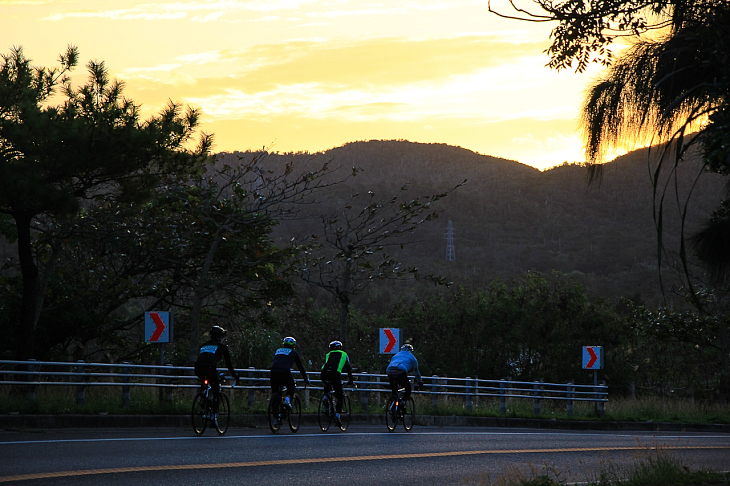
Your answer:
3,0 -> 611,171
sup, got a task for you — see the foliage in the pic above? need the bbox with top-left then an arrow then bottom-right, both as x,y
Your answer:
0,46 -> 211,359
382,272 -> 633,383
297,177 -> 464,349
490,0 -> 730,286
488,0 -> 725,73
626,304 -> 726,399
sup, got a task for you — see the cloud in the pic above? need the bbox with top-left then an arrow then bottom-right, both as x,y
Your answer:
40,0 -> 324,22
115,34 -> 573,129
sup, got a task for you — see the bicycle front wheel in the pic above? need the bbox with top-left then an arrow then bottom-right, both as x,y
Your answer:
403,396 -> 415,431
318,395 -> 332,432
385,396 -> 398,432
339,394 -> 351,431
191,392 -> 208,436
268,393 -> 282,433
288,394 -> 302,433
215,392 -> 230,435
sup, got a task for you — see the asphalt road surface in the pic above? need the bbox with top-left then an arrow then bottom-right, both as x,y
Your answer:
1,425 -> 728,485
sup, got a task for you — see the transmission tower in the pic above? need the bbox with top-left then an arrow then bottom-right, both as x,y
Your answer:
445,220 -> 455,261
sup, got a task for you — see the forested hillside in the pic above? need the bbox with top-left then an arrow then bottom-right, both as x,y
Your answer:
218,140 -> 725,309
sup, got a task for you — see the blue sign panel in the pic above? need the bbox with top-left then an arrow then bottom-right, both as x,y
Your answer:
145,311 -> 171,343
582,346 -> 602,369
379,328 -> 400,354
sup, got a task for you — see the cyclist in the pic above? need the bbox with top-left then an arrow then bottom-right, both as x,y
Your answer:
386,343 -> 422,400
270,336 -> 310,412
320,340 -> 354,426
194,325 -> 239,414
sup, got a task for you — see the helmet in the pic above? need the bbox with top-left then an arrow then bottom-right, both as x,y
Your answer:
401,343 -> 414,352
210,326 -> 227,339
329,340 -> 343,350
282,336 -> 297,348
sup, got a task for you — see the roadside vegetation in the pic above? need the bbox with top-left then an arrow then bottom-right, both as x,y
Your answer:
464,446 -> 730,485
2,385 -> 729,426
1,44 -> 728,411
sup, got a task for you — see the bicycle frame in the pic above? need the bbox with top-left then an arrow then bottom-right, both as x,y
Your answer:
268,383 -> 303,434
191,373 -> 230,436
318,381 -> 351,432
386,387 -> 415,432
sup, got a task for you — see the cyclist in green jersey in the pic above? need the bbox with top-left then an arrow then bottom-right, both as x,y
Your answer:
320,340 -> 354,426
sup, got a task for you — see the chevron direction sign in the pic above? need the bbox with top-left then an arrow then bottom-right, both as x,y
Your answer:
379,328 -> 400,354
582,346 -> 603,369
145,311 -> 172,343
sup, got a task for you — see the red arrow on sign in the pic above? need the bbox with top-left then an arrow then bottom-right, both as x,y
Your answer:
586,347 -> 598,368
383,329 -> 397,353
149,312 -> 166,342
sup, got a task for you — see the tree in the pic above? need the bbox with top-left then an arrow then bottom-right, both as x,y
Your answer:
298,181 -> 463,349
159,153 -> 338,362
489,0 -> 730,286
0,46 -> 212,359
490,1 -> 730,400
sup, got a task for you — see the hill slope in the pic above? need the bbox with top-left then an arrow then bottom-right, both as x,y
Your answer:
219,140 -> 726,308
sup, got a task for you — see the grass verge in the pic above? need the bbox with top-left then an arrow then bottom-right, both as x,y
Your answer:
463,446 -> 730,485
1,387 -> 729,425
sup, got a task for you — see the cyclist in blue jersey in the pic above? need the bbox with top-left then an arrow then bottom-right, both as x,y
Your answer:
270,336 -> 310,410
320,340 -> 354,426
386,343 -> 422,400
194,326 -> 239,410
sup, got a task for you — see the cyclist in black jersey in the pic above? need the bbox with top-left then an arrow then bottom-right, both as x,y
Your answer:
320,340 -> 354,426
194,326 -> 239,409
270,336 -> 310,409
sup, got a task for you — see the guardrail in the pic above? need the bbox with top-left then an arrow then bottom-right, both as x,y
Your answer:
0,360 -> 607,417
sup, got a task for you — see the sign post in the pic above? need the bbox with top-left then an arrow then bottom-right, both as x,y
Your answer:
379,328 -> 400,354
146,311 -> 173,404
582,345 -> 603,416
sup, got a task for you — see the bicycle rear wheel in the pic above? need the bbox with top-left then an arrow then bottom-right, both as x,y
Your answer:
318,395 -> 332,432
268,393 -> 282,433
385,396 -> 398,432
215,392 -> 230,435
403,396 -> 415,431
191,392 -> 208,436
339,394 -> 351,431
288,394 -> 302,433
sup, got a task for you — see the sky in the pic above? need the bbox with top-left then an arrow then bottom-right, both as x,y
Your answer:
2,0 -> 609,171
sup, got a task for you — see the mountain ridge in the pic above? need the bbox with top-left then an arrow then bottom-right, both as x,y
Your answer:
218,139 -> 725,308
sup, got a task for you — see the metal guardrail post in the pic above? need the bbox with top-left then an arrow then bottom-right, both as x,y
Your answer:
474,376 -> 479,408
599,380 -> 606,417
533,381 -> 541,416
499,379 -> 507,416
76,360 -> 86,406
567,381 -> 573,417
431,375 -> 439,412
157,364 -> 163,405
465,377 -> 472,411
26,359 -> 38,401
374,375 -> 381,407
165,364 -> 173,404
248,367 -> 255,406
360,372 -> 369,413
122,362 -> 131,407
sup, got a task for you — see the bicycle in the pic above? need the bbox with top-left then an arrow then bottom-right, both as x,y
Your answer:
385,387 -> 415,432
191,372 -> 232,436
267,383 -> 303,434
317,381 -> 353,432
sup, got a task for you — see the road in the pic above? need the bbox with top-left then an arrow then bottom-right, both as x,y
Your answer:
1,424 -> 728,485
